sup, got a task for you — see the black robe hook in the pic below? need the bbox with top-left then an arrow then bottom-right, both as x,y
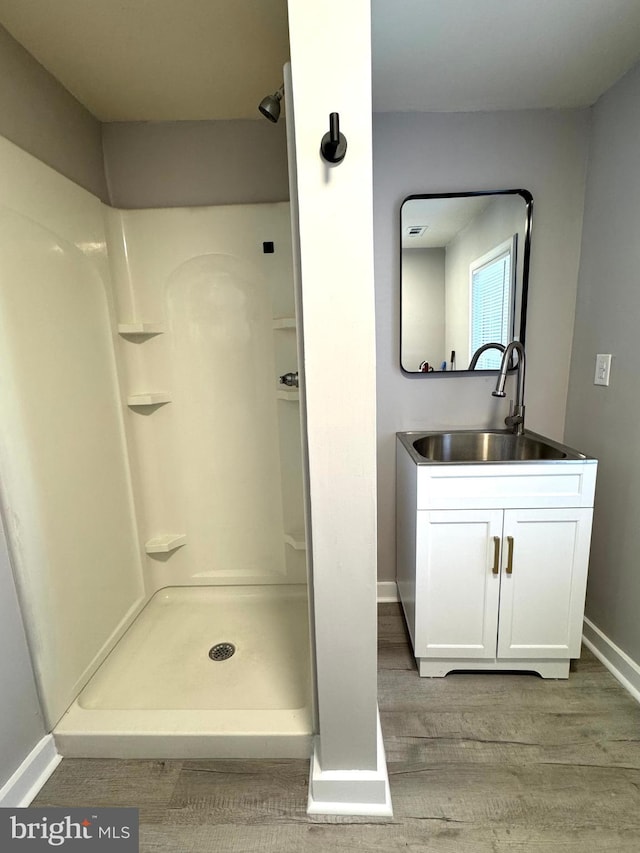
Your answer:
320,112 -> 347,164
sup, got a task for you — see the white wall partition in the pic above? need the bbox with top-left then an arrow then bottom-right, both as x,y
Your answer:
106,203 -> 305,591
0,136 -> 145,729
287,0 -> 391,816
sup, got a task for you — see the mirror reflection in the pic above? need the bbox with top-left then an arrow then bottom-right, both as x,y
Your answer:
400,190 -> 533,374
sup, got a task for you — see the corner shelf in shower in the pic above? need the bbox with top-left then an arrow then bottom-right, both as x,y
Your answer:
117,323 -> 165,337
284,531 -> 306,551
144,534 -> 186,555
277,389 -> 299,401
127,392 -> 171,407
272,317 -> 296,330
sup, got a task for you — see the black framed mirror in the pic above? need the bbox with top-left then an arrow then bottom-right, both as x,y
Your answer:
400,189 -> 533,374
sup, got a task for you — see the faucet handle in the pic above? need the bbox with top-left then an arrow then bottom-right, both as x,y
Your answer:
505,402 -> 525,434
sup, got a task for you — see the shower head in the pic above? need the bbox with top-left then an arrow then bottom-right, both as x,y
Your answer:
258,85 -> 284,123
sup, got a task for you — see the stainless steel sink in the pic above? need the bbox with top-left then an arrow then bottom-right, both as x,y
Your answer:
398,430 -> 590,464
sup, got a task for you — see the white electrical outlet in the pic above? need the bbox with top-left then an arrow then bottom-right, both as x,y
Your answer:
594,353 -> 612,386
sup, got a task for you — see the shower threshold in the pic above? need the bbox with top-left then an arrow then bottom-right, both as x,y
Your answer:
54,585 -> 314,759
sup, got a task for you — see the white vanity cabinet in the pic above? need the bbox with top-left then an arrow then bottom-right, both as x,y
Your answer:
396,436 -> 598,678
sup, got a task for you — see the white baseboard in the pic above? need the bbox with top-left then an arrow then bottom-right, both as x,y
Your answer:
583,617 -> 640,705
307,710 -> 392,816
0,735 -> 61,807
377,581 -> 398,603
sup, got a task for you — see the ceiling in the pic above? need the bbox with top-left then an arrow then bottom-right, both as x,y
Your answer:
1,1 -> 640,121
372,0 -> 640,112
0,0 -> 291,121
402,196 -> 492,249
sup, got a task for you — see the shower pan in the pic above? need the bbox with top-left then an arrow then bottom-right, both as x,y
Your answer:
56,586 -> 312,758
0,136 -> 313,760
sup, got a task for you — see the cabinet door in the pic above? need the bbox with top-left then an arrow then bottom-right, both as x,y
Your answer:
497,508 -> 593,659
415,510 -> 503,659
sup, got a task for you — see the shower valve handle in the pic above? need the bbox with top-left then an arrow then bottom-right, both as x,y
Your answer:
279,371 -> 299,388
320,112 -> 347,164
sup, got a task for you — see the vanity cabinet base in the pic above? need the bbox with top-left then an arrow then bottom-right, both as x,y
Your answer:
395,434 -> 598,686
417,657 -> 570,679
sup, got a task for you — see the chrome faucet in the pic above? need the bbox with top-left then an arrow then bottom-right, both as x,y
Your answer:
468,342 -> 506,370
492,341 -> 526,435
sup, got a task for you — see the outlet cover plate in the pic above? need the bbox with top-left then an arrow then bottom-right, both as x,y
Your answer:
594,353 -> 612,386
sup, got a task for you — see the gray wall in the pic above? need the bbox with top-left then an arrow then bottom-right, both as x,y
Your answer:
565,61 -> 640,666
374,110 -> 590,581
0,511 -> 46,791
0,24 -> 107,201
102,120 -> 289,208
401,248 -> 445,371
0,23 -> 289,209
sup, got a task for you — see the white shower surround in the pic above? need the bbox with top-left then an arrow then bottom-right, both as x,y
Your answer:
0,136 -> 145,730
105,201 -> 306,592
0,134 -> 311,757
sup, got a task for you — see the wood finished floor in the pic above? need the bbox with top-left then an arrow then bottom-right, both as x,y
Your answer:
33,603 -> 640,852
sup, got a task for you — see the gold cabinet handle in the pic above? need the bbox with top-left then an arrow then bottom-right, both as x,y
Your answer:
506,535 -> 514,575
492,536 -> 500,575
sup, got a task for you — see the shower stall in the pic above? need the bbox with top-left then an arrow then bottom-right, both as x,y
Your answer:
0,134 -> 313,758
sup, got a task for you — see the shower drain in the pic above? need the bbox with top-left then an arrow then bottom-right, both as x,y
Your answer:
208,642 -> 236,661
